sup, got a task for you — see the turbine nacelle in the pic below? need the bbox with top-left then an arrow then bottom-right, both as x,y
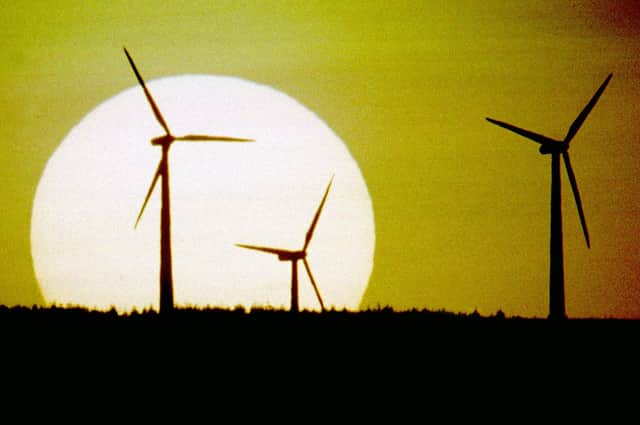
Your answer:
278,251 -> 306,262
539,141 -> 568,155
151,135 -> 174,146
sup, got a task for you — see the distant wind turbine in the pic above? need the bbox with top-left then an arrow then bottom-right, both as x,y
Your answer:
486,73 -> 612,320
124,47 -> 254,314
236,176 -> 334,313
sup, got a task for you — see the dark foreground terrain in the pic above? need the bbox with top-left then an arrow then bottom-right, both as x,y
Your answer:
2,305 -> 638,383
2,304 -> 638,346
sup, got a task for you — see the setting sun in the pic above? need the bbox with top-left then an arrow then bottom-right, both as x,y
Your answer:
30,74 -> 375,312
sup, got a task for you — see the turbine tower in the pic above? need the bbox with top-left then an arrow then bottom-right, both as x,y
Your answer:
486,73 -> 612,320
236,176 -> 334,313
124,47 -> 254,314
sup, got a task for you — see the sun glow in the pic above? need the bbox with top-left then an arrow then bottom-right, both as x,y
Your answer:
31,75 -> 375,312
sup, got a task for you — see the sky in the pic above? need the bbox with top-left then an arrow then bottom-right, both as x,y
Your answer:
1,0 -> 639,318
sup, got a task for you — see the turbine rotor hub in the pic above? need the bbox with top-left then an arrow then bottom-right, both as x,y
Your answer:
151,135 -> 174,146
278,251 -> 306,261
539,142 -> 568,155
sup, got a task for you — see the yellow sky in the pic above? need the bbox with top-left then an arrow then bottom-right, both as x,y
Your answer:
1,1 -> 639,318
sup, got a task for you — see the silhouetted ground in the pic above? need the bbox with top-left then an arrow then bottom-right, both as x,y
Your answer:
2,305 -> 637,383
2,304 -> 638,344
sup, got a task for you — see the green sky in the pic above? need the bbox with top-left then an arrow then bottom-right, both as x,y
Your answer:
1,0 -> 639,318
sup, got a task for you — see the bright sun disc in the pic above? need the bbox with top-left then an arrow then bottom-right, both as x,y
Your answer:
31,75 -> 375,313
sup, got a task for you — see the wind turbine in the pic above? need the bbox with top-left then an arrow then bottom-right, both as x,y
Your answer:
124,47 -> 254,314
236,176 -> 334,313
486,73 -> 612,320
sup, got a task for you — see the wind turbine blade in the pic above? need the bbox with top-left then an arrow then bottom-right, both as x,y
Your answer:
562,151 -> 590,248
174,134 -> 254,142
135,161 -> 162,228
303,258 -> 325,311
304,175 -> 334,250
486,118 -> 558,145
235,244 -> 293,256
123,47 -> 171,135
564,73 -> 612,144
